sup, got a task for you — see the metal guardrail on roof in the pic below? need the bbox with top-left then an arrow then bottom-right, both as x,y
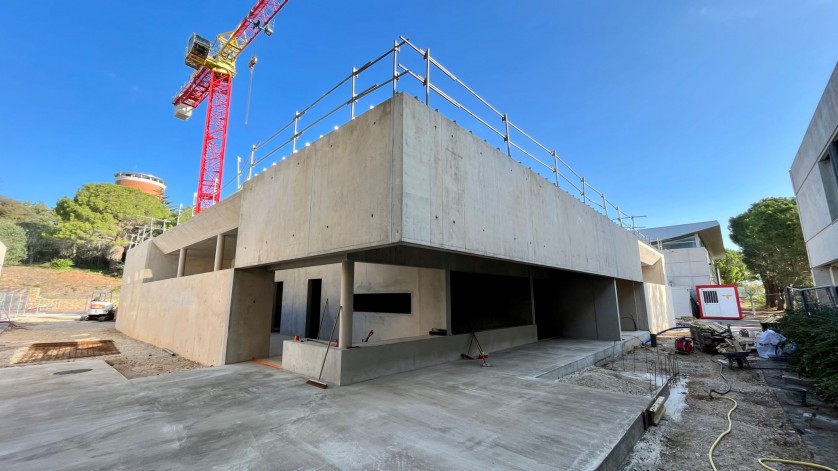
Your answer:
216,37 -> 645,232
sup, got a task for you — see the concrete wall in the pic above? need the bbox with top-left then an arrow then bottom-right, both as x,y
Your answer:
235,100 -> 402,267
547,275 -> 622,341
790,62 -> 838,271
354,263 -> 446,341
617,279 -> 647,331
274,262 -> 447,344
153,192 -> 242,256
121,239 -> 178,285
226,269 -> 275,363
663,247 -> 715,288
231,94 -> 645,283
399,95 -> 643,282
274,264 -> 338,338
120,240 -> 272,366
645,283 -> 676,334
282,325 -> 537,385
116,269 -> 235,366
642,261 -> 665,286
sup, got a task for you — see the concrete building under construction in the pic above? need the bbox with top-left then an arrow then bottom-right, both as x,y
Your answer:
118,91 -> 674,385
118,38 -> 677,388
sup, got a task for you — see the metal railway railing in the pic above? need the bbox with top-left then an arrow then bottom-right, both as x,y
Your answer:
217,37 -> 644,232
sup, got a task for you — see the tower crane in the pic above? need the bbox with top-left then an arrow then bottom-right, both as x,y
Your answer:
172,0 -> 289,214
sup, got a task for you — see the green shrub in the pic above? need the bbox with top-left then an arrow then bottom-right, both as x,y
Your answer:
110,262 -> 124,277
777,306 -> 838,406
0,219 -> 27,265
49,258 -> 74,270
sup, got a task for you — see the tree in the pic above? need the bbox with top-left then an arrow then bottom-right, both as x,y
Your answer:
0,195 -> 60,263
53,184 -> 174,270
715,249 -> 751,285
729,197 -> 811,307
0,219 -> 28,265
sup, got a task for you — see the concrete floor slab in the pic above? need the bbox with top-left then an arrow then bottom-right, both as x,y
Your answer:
0,338 -> 650,471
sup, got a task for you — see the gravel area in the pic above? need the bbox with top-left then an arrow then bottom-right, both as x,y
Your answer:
562,336 -> 817,471
0,314 -> 202,379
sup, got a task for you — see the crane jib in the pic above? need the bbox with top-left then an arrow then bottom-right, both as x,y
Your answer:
172,0 -> 287,110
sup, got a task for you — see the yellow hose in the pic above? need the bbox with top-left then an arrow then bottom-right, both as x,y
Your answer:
709,395 -> 835,471
709,396 -> 737,471
758,458 -> 836,471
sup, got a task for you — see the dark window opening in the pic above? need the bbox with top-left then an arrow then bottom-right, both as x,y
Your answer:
354,293 -> 412,314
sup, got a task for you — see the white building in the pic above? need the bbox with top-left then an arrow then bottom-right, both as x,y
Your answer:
790,63 -> 838,287
637,221 -> 724,318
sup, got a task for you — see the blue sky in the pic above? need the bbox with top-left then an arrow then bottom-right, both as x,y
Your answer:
2,1 -> 837,249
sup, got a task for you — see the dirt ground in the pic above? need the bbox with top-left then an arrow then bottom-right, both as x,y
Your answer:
0,266 -> 121,298
559,335 -> 823,471
0,314 -> 202,379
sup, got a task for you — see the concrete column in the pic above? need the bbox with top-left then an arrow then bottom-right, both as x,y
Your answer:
339,260 -> 354,349
213,235 -> 225,271
177,248 -> 187,278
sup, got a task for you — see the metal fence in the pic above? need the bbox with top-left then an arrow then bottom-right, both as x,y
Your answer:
0,289 -> 29,323
219,37 -> 642,232
785,285 -> 838,313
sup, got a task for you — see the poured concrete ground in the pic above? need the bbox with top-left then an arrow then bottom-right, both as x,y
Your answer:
0,336 -> 650,470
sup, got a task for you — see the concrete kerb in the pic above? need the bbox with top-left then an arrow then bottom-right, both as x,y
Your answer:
533,331 -> 647,380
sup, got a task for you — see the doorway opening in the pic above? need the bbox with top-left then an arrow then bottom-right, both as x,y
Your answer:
305,279 -> 322,339
272,282 -> 284,333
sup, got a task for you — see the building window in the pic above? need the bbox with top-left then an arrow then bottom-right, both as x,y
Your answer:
820,143 -> 838,222
660,234 -> 698,250
354,293 -> 412,314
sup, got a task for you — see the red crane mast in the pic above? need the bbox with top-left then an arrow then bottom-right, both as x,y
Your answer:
172,0 -> 289,214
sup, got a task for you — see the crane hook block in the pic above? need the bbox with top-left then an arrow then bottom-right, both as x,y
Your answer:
249,56 -> 258,69
185,33 -> 211,70
175,104 -> 194,120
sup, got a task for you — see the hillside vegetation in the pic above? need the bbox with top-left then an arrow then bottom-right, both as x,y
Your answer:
0,186 -> 191,273
0,266 -> 120,298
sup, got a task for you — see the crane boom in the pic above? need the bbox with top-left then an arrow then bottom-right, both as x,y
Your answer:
171,0 -> 289,214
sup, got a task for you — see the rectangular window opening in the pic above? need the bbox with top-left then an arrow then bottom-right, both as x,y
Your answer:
354,293 -> 411,314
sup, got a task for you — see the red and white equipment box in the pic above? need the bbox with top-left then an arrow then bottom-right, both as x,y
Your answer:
696,284 -> 743,320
